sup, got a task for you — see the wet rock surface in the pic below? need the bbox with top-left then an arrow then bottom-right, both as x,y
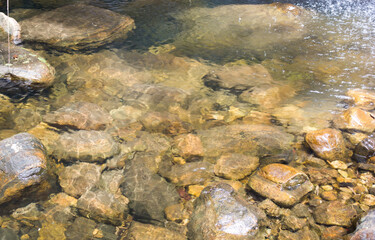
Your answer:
120,158 -> 180,224
174,3 -> 311,59
20,4 -> 135,50
313,200 -> 357,227
52,130 -> 119,162
347,89 -> 375,110
248,164 -> 314,206
0,43 -> 55,91
77,187 -> 129,225
197,124 -> 294,162
214,153 -> 259,180
351,209 -> 375,240
305,128 -> 348,161
43,102 -> 112,130
160,161 -> 214,186
188,183 -> 263,240
334,107 -> 375,133
0,133 -> 49,205
123,221 -> 186,240
57,162 -> 101,198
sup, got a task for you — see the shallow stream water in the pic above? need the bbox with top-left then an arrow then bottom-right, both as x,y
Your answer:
0,0 -> 375,238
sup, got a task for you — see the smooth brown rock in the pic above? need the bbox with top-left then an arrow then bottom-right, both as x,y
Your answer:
161,161 -> 214,186
173,134 -> 204,160
77,187 -> 129,225
321,226 -> 348,240
124,221 -> 186,240
52,130 -> 119,163
305,128 -> 348,161
248,164 -> 314,206
21,4 -> 135,50
313,200 -> 357,227
57,162 -> 101,198
334,107 -> 375,133
0,133 -> 49,205
353,135 -> 375,163
0,43 -> 55,90
43,102 -> 112,130
140,111 -> 191,136
165,203 -> 189,222
203,64 -> 273,92
347,89 -> 375,110
214,153 -> 259,180
197,124 -> 294,162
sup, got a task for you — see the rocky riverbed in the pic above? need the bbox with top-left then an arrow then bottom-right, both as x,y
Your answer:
0,0 -> 375,239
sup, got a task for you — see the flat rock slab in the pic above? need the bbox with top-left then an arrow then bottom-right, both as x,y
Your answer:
52,130 -> 119,163
57,162 -> 101,198
188,183 -> 262,240
174,3 -> 312,59
20,4 -> 135,50
124,221 -> 186,240
0,43 -> 55,90
120,159 -> 179,224
313,200 -> 357,227
197,124 -> 294,162
0,133 -> 48,205
43,102 -> 112,130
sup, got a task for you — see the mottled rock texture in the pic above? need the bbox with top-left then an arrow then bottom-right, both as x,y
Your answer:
20,4 -> 135,50
188,183 -> 262,240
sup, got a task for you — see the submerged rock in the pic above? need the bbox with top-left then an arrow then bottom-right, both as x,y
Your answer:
248,164 -> 313,206
124,221 -> 186,240
305,128 -> 348,161
52,130 -> 119,163
353,135 -> 375,163
77,187 -> 129,225
347,89 -> 375,110
140,111 -> 191,136
20,4 -> 135,50
43,102 -> 112,130
334,107 -> 375,133
57,162 -> 101,198
197,124 -> 294,162
214,153 -> 259,180
0,43 -> 55,91
120,159 -> 179,224
0,133 -> 49,205
351,209 -> 375,240
161,161 -> 214,186
188,183 -> 263,240
174,3 -> 312,59
313,200 -> 357,227
173,133 -> 204,160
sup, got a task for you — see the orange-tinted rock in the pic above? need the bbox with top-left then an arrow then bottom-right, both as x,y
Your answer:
43,102 -> 112,131
214,153 -> 259,180
313,200 -> 357,227
173,134 -> 204,160
0,133 -> 49,205
248,164 -> 313,206
124,221 -> 186,240
321,226 -> 348,240
305,128 -> 348,161
198,124 -> 294,162
140,111 -> 191,136
334,107 -> 375,133
347,89 -> 375,110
